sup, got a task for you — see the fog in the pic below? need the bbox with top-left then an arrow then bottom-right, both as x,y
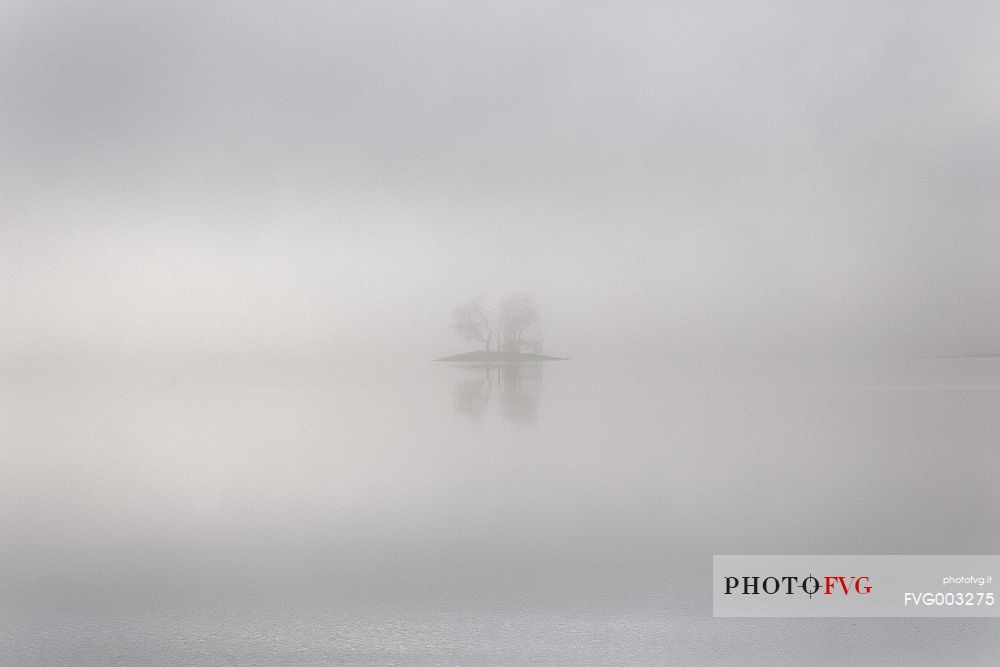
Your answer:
3,1 -> 1000,361
4,2 -> 1000,663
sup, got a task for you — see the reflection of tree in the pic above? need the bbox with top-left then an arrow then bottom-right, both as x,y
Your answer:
452,371 -> 492,423
498,363 -> 538,424
451,363 -> 541,425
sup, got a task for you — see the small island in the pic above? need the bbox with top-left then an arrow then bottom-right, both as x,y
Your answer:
436,294 -> 569,362
436,351 -> 568,362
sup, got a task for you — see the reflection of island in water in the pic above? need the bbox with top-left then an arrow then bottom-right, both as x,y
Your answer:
451,363 -> 542,425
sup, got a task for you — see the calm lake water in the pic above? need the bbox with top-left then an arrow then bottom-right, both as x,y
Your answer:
3,356 -> 999,664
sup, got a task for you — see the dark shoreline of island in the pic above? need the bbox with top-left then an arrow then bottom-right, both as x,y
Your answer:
434,351 -> 569,362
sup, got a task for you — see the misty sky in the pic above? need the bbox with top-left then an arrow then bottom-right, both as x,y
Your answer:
3,1 -> 1000,360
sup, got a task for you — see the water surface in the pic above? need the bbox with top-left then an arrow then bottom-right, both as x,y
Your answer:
3,356 -> 999,663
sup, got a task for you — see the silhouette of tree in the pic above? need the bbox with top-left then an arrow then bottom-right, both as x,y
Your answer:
451,298 -> 494,351
499,293 -> 540,354
450,294 -> 543,355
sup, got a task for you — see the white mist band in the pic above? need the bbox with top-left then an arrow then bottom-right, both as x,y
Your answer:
713,555 -> 1000,617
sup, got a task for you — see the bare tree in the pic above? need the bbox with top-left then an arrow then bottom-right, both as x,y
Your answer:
499,293 -> 540,354
451,298 -> 494,351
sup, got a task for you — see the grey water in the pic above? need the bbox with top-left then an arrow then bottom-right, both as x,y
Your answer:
3,356 -> 1000,664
